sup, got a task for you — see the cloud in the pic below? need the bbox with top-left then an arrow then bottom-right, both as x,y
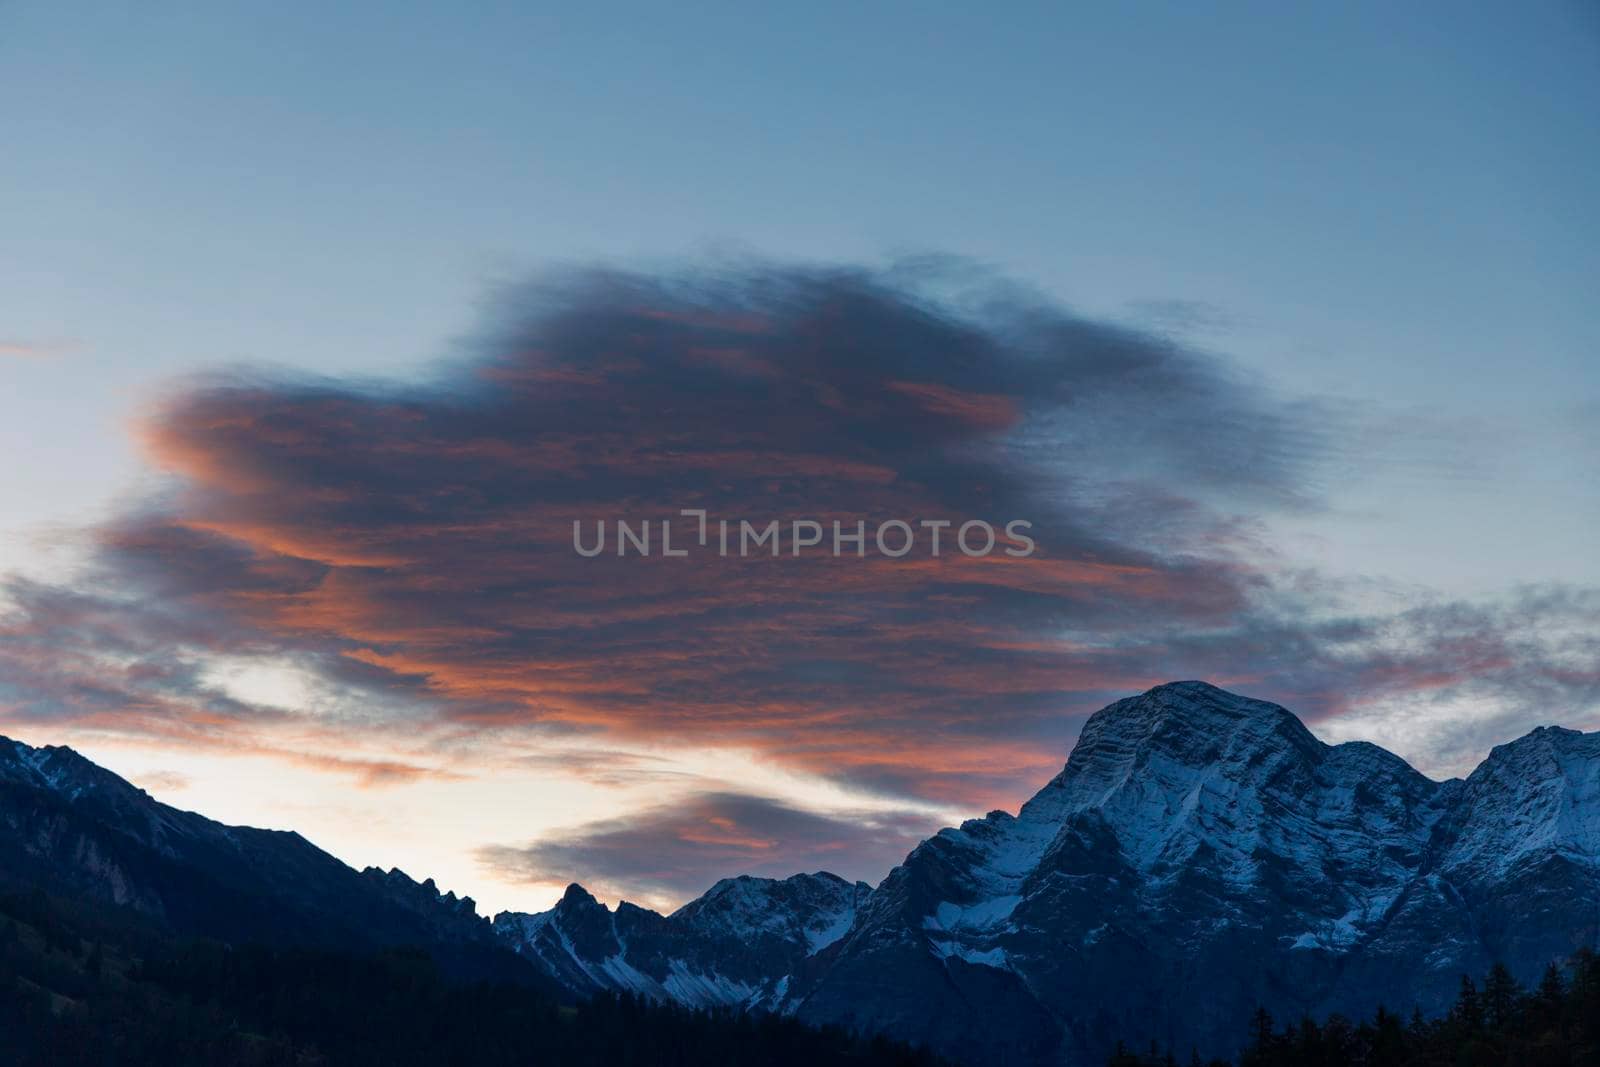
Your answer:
0,257 -> 1594,831
477,791 -> 936,905
0,574 -> 461,788
1265,584 -> 1600,775
2,261 -> 1325,805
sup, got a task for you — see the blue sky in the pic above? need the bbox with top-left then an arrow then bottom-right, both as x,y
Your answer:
4,2 -> 1596,589
0,2 -> 1596,909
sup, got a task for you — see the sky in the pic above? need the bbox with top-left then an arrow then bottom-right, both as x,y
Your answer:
1,2 -> 1597,915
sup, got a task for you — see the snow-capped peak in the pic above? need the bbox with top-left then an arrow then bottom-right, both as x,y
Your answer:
1440,724 -> 1600,880
491,870 -> 870,1008
783,684 -> 1600,1067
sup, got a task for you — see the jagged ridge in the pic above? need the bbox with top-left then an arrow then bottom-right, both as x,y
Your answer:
491,871 -> 871,1009
487,682 -> 1600,1067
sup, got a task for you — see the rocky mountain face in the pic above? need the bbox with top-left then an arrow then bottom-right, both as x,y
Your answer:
5,681 -> 1598,1066
786,683 -> 1599,1065
0,736 -> 553,989
488,683 -> 1600,1066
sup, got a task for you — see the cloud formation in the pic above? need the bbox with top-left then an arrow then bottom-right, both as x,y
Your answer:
7,263 -> 1315,800
1,259 -> 1595,899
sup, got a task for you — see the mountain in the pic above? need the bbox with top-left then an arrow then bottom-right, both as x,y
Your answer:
0,735 -> 550,989
493,872 -> 871,1008
0,738 -> 945,1066
6,681 -> 1599,1066
487,682 -> 1600,1066
782,682 -> 1600,1065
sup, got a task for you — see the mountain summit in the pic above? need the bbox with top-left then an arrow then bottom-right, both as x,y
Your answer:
491,682 -> 1600,1066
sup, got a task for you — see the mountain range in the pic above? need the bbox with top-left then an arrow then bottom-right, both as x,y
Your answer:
5,681 -> 1598,1066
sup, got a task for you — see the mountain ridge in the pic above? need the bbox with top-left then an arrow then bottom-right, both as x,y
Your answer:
790,683 -> 1599,1065
4,680 -> 1599,1066
486,682 -> 1599,1065
0,732 -> 559,996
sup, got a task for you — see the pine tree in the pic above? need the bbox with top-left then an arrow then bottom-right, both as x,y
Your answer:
1250,1006 -> 1273,1050
1537,962 -> 1564,1005
1108,1039 -> 1141,1067
1573,947 -> 1598,1000
1452,973 -> 1483,1031
1370,1004 -> 1407,1067
1483,960 -> 1521,1030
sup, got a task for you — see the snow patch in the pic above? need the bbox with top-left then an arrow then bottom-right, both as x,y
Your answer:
930,939 -> 1010,969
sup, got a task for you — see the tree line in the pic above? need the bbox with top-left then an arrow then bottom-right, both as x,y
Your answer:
1109,952 -> 1600,1067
